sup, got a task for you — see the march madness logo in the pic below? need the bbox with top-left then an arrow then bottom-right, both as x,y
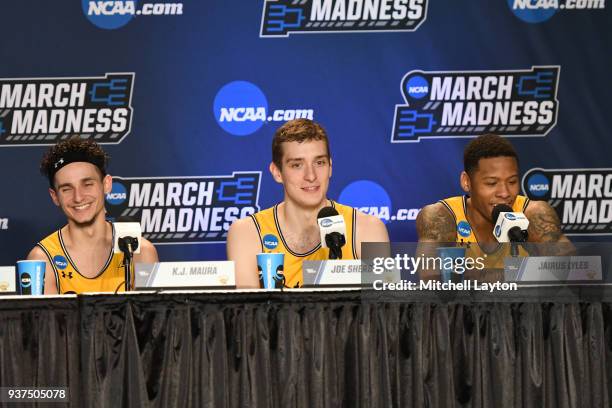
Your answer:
0,73 -> 134,146
523,168 -> 612,235
260,0 -> 428,37
105,172 -> 261,244
391,66 -> 560,142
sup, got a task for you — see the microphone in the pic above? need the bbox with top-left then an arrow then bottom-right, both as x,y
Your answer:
317,207 -> 346,260
113,216 -> 142,291
492,204 -> 529,244
113,216 -> 141,255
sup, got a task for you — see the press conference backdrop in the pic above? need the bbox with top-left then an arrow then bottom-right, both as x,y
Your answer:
0,1 -> 610,265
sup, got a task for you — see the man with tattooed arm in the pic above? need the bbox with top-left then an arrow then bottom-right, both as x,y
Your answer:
416,134 -> 572,281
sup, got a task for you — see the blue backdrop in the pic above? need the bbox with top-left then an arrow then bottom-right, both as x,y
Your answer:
0,1 -> 610,264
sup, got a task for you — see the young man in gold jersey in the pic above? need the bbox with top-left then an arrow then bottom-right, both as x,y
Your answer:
27,138 -> 158,294
417,134 -> 572,280
227,119 -> 389,288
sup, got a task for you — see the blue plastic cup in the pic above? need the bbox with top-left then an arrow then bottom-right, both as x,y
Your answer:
256,253 -> 285,289
16,260 -> 45,295
436,247 -> 466,283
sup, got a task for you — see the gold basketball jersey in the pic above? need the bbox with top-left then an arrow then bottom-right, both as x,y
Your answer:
37,222 -> 127,294
252,201 -> 357,288
439,195 -> 530,269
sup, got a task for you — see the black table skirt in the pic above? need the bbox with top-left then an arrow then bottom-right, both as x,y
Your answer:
0,289 -> 611,407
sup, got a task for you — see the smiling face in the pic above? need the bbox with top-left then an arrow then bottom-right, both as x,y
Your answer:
270,139 -> 332,209
461,156 -> 520,223
49,162 -> 111,227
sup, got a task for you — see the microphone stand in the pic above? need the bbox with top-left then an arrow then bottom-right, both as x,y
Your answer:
119,237 -> 139,291
510,242 -> 519,257
508,227 -> 528,257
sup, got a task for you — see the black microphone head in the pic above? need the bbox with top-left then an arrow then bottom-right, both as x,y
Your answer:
115,216 -> 140,253
317,206 -> 339,219
492,204 -> 513,224
508,226 -> 528,242
118,236 -> 139,252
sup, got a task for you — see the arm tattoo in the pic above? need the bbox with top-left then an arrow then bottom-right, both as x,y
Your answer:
416,205 -> 456,242
528,204 -> 563,242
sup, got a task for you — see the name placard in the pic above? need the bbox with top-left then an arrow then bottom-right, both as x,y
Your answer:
0,266 -> 16,293
135,261 -> 235,289
504,256 -> 602,282
303,260 -> 400,286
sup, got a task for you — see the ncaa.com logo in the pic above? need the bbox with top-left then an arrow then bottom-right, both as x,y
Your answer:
457,220 -> 471,237
53,255 -> 68,270
338,180 -> 420,223
20,275 -> 32,287
106,182 -> 127,205
320,219 -> 333,228
525,172 -> 550,197
263,234 -> 279,250
83,0 -> 183,29
508,0 -> 604,23
213,81 -> 314,136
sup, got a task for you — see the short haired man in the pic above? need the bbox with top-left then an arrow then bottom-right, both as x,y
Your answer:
227,119 -> 389,288
27,138 -> 158,294
416,134 -> 571,279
